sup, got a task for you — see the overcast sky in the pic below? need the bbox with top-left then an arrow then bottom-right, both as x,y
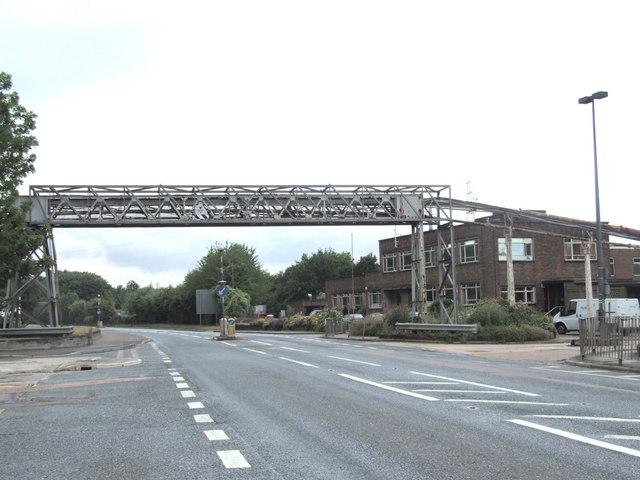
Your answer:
3,0 -> 638,287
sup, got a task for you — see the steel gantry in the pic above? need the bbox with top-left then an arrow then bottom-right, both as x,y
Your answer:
5,185 -> 459,328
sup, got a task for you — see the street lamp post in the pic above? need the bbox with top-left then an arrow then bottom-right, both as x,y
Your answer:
578,91 -> 608,320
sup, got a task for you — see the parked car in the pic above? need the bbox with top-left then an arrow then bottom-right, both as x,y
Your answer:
343,313 -> 364,322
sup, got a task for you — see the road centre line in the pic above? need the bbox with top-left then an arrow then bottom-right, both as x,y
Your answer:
281,346 -> 310,353
384,381 -> 459,385
529,415 -> 640,423
508,419 -> 640,458
279,357 -> 319,368
340,374 -> 438,401
411,371 -> 539,397
204,430 -> 230,441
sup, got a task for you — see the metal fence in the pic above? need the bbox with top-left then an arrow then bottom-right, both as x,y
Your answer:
324,317 -> 346,337
579,316 -> 640,365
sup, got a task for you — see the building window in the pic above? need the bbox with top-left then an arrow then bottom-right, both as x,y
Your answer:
425,246 -> 435,268
498,238 -> 533,261
500,286 -> 536,304
425,286 -> 437,303
400,251 -> 412,271
368,291 -> 382,309
383,253 -> 396,273
332,293 -> 362,310
459,239 -> 479,264
461,283 -> 480,305
564,239 -> 596,261
634,258 -> 640,276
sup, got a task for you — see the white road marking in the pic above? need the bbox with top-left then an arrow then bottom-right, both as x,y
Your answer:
329,356 -> 381,367
411,371 -> 539,397
529,415 -> 640,423
416,390 -> 506,394
605,435 -> 640,441
193,414 -> 214,423
217,450 -> 251,469
281,346 -> 310,353
172,377 -> 185,382
204,430 -> 229,441
384,381 -> 458,385
175,382 -> 189,389
243,348 -> 267,355
340,374 -> 438,401
180,390 -> 196,398
250,340 -> 272,346
447,399 -> 568,405
279,357 -> 319,368
187,402 -> 204,409
509,419 -> 640,458
169,372 -> 180,376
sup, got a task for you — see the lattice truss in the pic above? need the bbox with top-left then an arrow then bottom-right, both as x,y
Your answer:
26,185 -> 454,227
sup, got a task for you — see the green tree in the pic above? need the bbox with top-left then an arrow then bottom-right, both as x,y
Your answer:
354,253 -> 379,275
274,248 -> 352,309
220,286 -> 251,318
0,72 -> 43,289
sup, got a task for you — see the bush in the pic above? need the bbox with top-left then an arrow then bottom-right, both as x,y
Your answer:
383,307 -> 412,333
349,315 -> 384,336
469,299 -> 510,326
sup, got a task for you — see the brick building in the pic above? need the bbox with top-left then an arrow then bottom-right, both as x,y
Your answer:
325,212 -> 640,315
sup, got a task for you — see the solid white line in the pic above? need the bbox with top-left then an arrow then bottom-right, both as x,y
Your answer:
243,348 -> 267,355
329,356 -> 381,366
530,415 -> 640,423
340,374 -> 439,401
281,346 -> 310,353
279,357 -> 319,368
447,399 -> 569,405
509,419 -> 640,458
193,414 -> 214,423
384,381 -> 458,385
411,371 -> 539,397
204,430 -> 229,441
217,450 -> 251,469
180,390 -> 196,398
605,435 -> 640,441
416,390 -> 506,394
187,402 -> 204,409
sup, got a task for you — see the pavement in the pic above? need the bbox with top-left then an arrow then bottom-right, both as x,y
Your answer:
0,329 -> 639,382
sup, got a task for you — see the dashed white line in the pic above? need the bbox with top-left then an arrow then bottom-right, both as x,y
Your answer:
530,415 -> 640,423
175,382 -> 190,389
250,340 -> 272,346
188,402 -> 204,409
281,346 -> 310,353
204,430 -> 229,441
509,419 -> 640,458
279,357 -> 319,368
172,377 -> 185,382
447,399 -> 569,405
328,356 -> 381,367
217,450 -> 251,469
244,348 -> 267,355
193,414 -> 214,423
180,390 -> 196,398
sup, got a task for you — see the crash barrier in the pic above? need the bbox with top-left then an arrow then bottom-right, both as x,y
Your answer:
395,323 -> 478,334
325,317 -> 346,337
579,316 -> 640,365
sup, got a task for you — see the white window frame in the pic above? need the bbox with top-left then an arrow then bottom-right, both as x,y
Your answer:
498,238 -> 533,261
500,286 -> 536,304
564,239 -> 596,261
368,291 -> 382,309
459,239 -> 479,264
425,246 -> 436,268
400,251 -> 412,271
460,282 -> 480,306
383,252 -> 397,273
634,257 -> 640,276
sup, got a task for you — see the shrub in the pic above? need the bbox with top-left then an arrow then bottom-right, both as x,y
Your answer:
349,316 -> 384,336
469,299 -> 510,327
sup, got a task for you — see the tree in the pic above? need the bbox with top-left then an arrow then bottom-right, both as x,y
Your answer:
273,248 -> 352,309
220,286 -> 251,318
354,253 -> 379,275
0,72 -> 42,289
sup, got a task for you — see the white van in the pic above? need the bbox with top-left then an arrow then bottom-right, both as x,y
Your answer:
553,298 -> 640,334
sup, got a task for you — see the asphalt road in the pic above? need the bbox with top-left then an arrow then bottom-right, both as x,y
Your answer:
2,329 -> 640,479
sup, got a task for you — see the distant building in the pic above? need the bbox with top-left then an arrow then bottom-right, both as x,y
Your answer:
325,212 -> 640,315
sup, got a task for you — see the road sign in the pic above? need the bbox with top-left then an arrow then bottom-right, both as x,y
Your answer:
216,285 -> 229,297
